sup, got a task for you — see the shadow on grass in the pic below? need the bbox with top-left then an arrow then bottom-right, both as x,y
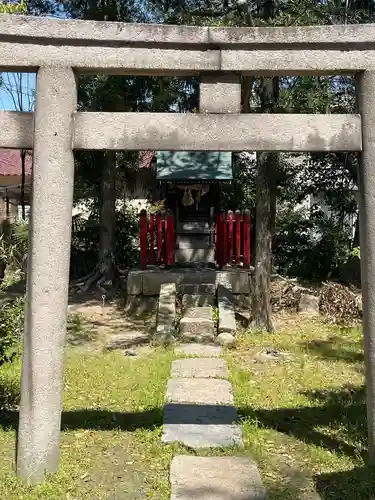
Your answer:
303,338 -> 364,364
239,385 -> 367,462
315,466 -> 375,499
0,407 -> 164,432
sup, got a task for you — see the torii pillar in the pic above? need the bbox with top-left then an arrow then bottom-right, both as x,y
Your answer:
16,66 -> 77,481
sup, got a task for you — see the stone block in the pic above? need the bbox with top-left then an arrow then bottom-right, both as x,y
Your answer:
170,455 -> 266,500
126,270 -> 143,295
163,403 -> 242,448
155,282 -> 176,345
175,343 -> 221,357
200,73 -> 241,114
166,378 -> 234,405
171,358 -> 228,378
182,294 -> 215,309
143,271 -> 180,295
179,283 -> 216,295
216,332 -> 236,348
217,284 -> 236,334
299,293 -> 320,315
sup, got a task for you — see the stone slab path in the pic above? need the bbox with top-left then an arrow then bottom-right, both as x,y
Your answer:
163,343 -> 267,499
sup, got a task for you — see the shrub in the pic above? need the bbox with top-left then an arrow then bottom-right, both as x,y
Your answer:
0,296 -> 25,367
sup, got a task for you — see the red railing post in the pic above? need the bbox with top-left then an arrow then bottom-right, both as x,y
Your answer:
227,210 -> 234,266
243,209 -> 251,269
149,213 -> 155,265
156,212 -> 163,265
165,210 -> 175,266
222,212 -> 228,266
140,209 -> 148,270
215,213 -> 222,268
235,209 -> 241,265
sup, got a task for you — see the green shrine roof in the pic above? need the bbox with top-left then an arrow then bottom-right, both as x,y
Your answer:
156,151 -> 233,182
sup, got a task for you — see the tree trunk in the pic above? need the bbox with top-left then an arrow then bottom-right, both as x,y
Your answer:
20,149 -> 26,220
251,152 -> 277,332
250,74 -> 279,332
99,151 -> 117,260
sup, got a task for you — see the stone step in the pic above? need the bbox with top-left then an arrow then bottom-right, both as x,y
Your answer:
170,456 -> 266,500
166,378 -> 233,405
179,307 -> 215,342
163,403 -> 243,448
182,306 -> 212,320
171,358 -> 228,378
175,343 -> 221,357
182,294 -> 215,309
179,322 -> 215,344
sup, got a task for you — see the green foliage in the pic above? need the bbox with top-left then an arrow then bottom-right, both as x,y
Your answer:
274,206 -> 353,279
0,296 -> 24,367
70,202 -> 139,278
351,247 -> 361,259
0,0 -> 26,13
0,220 -> 28,269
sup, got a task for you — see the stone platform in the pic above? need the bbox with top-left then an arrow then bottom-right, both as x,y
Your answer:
127,268 -> 252,296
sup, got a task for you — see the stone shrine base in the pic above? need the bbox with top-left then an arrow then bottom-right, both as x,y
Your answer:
127,267 -> 252,296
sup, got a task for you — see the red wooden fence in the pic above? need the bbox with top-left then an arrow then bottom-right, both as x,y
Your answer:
139,210 -> 175,269
216,210 -> 251,268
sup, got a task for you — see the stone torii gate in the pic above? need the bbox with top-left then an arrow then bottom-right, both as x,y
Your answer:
0,14 -> 373,481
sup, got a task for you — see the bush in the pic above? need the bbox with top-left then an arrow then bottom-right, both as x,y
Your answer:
274,206 -> 352,280
70,202 -> 139,278
0,296 -> 25,367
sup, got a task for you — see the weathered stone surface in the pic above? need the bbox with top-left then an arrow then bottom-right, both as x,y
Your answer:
179,316 -> 215,343
155,282 -> 176,345
17,67 -> 77,482
124,270 -> 253,297
127,270 -> 143,295
200,73 -> 241,114
4,15 -> 375,49
171,358 -> 228,378
217,284 -> 236,334
299,293 -> 320,315
216,332 -> 236,348
0,111 -> 33,149
170,455 -> 267,500
182,294 -> 215,309
163,404 -> 242,448
183,307 -> 213,320
175,343 -> 221,357
166,378 -> 234,405
179,283 -> 216,295
74,112 -> 362,152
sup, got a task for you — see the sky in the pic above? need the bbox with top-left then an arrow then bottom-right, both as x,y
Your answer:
0,72 -> 36,111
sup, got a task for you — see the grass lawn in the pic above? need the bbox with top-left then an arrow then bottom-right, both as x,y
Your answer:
0,309 -> 374,499
229,314 -> 374,499
0,346 -> 177,499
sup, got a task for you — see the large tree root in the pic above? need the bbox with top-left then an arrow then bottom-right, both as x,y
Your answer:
71,252 -> 127,294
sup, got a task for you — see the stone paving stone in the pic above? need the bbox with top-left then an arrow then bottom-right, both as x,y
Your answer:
175,343 -> 222,357
171,358 -> 228,378
166,378 -> 234,405
170,455 -> 267,500
162,403 -> 243,448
